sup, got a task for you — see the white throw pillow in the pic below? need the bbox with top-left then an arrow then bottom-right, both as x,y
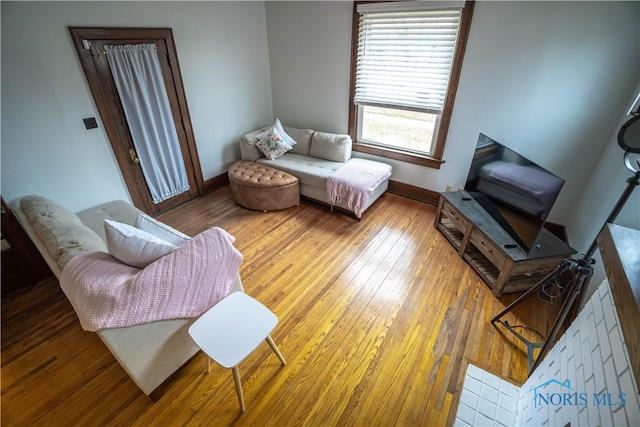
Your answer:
285,126 -> 314,156
255,127 -> 293,160
134,213 -> 191,247
256,118 -> 297,147
104,219 -> 177,269
309,131 -> 352,163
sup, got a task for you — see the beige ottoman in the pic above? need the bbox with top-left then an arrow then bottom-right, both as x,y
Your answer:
228,160 -> 300,212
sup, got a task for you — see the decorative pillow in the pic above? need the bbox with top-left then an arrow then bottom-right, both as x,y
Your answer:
134,213 -> 191,247
255,127 -> 293,160
104,219 -> 177,269
256,118 -> 297,147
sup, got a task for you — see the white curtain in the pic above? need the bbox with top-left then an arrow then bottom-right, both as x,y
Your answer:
105,43 -> 190,204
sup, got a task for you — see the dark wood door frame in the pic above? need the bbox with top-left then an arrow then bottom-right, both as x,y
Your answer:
69,27 -> 204,215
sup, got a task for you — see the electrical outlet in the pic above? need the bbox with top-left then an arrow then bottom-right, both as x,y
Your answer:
83,117 -> 98,130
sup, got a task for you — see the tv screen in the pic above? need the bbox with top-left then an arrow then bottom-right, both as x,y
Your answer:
464,134 -> 565,253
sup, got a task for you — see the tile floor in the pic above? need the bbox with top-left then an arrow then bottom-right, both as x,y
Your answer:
454,364 -> 520,427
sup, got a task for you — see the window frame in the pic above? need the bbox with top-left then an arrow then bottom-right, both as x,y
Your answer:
348,1 -> 475,169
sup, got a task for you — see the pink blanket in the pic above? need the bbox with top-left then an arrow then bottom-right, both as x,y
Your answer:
327,158 -> 392,218
59,227 -> 243,332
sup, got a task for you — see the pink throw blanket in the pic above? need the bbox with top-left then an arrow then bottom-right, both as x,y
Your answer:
60,227 -> 243,332
327,158 -> 392,218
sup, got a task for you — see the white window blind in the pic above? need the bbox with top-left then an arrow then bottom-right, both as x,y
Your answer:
354,3 -> 464,114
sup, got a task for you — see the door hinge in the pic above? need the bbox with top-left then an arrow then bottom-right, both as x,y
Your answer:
81,40 -> 91,50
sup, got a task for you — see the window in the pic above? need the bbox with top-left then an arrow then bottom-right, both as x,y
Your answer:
348,1 -> 474,168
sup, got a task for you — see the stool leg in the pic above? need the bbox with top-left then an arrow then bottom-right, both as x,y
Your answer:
266,335 -> 287,366
232,366 -> 245,413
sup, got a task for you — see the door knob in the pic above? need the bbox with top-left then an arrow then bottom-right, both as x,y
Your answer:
129,148 -> 140,164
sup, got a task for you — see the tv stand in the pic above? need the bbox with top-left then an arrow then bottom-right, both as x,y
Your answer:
435,191 -> 576,296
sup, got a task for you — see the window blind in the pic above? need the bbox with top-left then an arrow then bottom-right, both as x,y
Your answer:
354,5 -> 463,114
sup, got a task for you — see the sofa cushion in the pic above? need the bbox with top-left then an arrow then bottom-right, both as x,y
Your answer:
310,132 -> 352,163
20,194 -> 83,227
240,126 -> 269,161
77,200 -> 142,243
58,244 -> 100,270
104,219 -> 178,269
134,213 -> 190,247
39,222 -> 107,268
257,153 -> 344,189
284,127 -> 314,156
19,195 -> 107,268
255,127 -> 293,160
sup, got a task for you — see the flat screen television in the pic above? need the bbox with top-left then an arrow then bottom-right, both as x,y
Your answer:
464,133 -> 565,254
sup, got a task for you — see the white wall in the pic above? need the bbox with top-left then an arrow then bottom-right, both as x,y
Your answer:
567,85 -> 640,300
265,1 -> 353,134
1,1 -> 273,212
264,1 -> 640,231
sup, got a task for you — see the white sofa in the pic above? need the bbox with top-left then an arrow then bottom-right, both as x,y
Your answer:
12,195 -> 243,396
240,125 -> 392,218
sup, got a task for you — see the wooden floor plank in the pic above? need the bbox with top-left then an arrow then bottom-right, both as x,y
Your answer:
1,187 -> 563,426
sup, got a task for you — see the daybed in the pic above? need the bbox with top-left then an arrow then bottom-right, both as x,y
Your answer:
239,121 -> 392,218
12,195 -> 243,396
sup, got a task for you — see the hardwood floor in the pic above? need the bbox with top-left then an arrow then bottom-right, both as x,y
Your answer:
1,188 -> 562,426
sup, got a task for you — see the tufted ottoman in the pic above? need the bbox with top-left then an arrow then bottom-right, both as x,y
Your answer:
228,160 -> 300,212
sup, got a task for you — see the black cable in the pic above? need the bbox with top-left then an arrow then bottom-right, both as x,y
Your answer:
503,321 -> 545,341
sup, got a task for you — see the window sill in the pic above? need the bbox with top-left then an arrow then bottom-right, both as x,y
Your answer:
352,142 -> 444,169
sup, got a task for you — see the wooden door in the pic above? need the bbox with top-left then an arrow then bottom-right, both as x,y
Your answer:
69,27 -> 204,216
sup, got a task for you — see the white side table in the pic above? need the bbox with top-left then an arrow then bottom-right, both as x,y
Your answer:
188,292 -> 286,412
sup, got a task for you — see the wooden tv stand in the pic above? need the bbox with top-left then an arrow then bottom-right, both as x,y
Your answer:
435,191 -> 576,296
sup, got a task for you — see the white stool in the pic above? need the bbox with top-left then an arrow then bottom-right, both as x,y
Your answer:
188,292 -> 286,412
